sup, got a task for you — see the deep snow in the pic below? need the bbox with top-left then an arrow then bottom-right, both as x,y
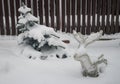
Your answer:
0,33 -> 120,84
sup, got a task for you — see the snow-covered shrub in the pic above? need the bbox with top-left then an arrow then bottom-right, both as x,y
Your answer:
16,3 -> 66,59
16,3 -> 39,33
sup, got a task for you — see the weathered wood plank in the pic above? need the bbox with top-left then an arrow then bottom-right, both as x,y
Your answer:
71,0 -> 75,32
111,0 -> 116,34
50,0 -> 55,28
96,0 -> 102,32
66,0 -> 71,32
62,0 -> 65,32
77,0 -> 81,32
10,0 -> 16,35
38,0 -> 43,24
91,0 -> 97,32
86,0 -> 91,34
33,0 -> 37,17
115,0 -> 119,33
0,0 -> 4,35
4,0 -> 10,35
55,0 -> 60,30
82,0 -> 86,34
44,0 -> 49,26
106,0 -> 111,34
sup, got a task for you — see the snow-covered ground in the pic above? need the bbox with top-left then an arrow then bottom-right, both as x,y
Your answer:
0,33 -> 120,84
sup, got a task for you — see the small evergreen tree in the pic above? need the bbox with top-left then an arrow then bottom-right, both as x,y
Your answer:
17,3 -> 66,59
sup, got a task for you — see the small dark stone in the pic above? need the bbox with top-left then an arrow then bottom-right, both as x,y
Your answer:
56,54 -> 60,58
62,54 -> 67,58
40,56 -> 48,60
88,71 -> 99,77
44,35 -> 50,38
29,56 -> 32,59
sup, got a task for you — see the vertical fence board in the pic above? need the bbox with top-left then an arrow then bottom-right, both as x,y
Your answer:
4,0 -> 10,35
8,0 -> 12,35
0,0 -> 4,35
16,0 -> 20,34
96,0 -> 102,32
66,0 -> 71,32
82,0 -> 86,34
10,0 -> 16,35
91,0 -> 97,32
25,0 -> 28,5
71,0 -> 75,32
111,0 -> 116,34
62,0 -> 65,32
44,0 -> 49,26
77,0 -> 81,32
13,0 -> 18,35
21,0 -> 25,4
86,0 -> 91,34
119,0 -> 120,32
50,0 -> 55,28
38,0 -> 43,25
30,0 -> 33,14
27,0 -> 31,7
106,0 -> 111,34
115,0 -> 119,33
101,0 -> 107,34
16,0 -> 20,19
55,0 -> 60,30
33,0 -> 37,17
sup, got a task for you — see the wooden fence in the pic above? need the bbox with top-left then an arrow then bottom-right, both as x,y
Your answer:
0,0 -> 120,35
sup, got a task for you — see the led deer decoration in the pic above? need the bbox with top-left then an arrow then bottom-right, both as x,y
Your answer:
73,30 -> 107,77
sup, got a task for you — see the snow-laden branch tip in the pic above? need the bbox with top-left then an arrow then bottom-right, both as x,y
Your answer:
18,4 -> 31,14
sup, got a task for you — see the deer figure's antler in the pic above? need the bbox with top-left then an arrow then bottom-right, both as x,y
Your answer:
73,30 -> 103,48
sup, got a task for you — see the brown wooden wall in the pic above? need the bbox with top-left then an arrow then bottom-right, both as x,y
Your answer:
0,0 -> 120,35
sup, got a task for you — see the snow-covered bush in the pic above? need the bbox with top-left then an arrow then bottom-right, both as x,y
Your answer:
73,30 -> 107,77
17,3 -> 66,59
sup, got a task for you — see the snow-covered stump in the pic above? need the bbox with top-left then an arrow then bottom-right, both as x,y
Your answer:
73,30 -> 107,77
